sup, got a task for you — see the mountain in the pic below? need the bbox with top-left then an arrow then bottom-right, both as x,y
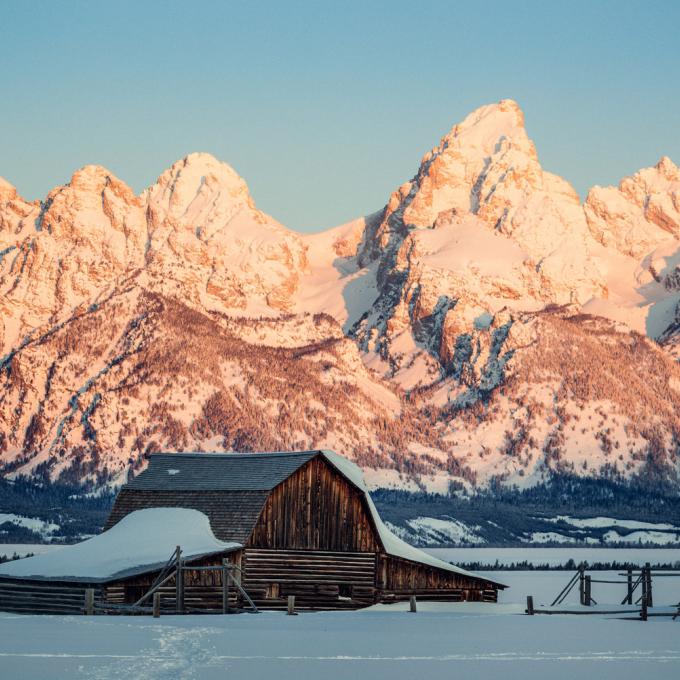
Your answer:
1,100 -> 679,501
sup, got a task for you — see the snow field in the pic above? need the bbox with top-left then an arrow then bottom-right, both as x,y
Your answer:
0,597 -> 677,680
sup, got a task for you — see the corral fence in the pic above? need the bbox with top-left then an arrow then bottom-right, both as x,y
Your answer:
525,561 -> 680,621
93,545 -> 259,617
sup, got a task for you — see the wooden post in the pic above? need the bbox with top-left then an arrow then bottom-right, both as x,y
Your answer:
409,595 -> 417,613
584,575 -> 592,606
222,560 -> 229,614
287,595 -> 296,615
526,595 -> 534,615
175,546 -> 184,614
645,563 -> 653,608
626,569 -> 633,605
641,566 -> 648,609
84,588 -> 94,616
641,594 -> 648,621
579,569 -> 585,606
153,592 -> 161,618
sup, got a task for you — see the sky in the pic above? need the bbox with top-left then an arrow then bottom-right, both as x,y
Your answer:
1,0 -> 679,233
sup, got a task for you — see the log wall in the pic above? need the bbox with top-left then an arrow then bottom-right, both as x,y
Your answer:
241,548 -> 376,610
0,579 -> 104,614
377,555 -> 498,602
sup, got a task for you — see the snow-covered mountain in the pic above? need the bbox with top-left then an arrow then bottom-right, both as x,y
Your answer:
1,100 -> 679,494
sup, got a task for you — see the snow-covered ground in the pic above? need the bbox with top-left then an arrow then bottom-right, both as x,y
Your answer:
1,548 -> 679,679
0,513 -> 60,539
385,517 -> 487,545
0,592 -> 678,680
383,514 -> 680,547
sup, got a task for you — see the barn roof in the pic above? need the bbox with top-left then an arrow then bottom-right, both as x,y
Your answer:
125,451 -> 319,491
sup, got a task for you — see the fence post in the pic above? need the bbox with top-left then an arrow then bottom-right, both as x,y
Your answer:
584,575 -> 592,607
175,546 -> 184,614
526,595 -> 534,615
222,559 -> 229,614
287,595 -> 296,615
641,594 -> 648,621
645,563 -> 653,608
153,592 -> 161,618
579,569 -> 585,605
409,595 -> 417,613
626,569 -> 633,605
84,588 -> 94,615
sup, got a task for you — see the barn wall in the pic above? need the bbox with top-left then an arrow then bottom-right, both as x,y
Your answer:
0,578 -> 104,615
247,456 -> 379,552
242,548 -> 376,610
377,555 -> 498,602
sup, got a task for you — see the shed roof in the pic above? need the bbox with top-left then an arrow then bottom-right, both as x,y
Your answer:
0,508 -> 241,583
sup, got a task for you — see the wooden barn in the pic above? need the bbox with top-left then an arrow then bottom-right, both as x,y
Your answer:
0,450 -> 505,613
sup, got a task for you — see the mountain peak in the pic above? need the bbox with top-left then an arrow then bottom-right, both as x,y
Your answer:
146,152 -> 252,218
655,155 -> 679,180
441,98 -> 531,155
68,164 -> 120,190
0,176 -> 17,201
164,152 -> 249,193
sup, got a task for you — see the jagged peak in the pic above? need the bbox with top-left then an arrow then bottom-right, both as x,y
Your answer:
0,176 -> 17,201
71,163 -> 114,181
586,156 -> 680,200
655,155 -> 679,180
66,164 -> 136,198
154,152 -> 250,198
439,98 -> 532,156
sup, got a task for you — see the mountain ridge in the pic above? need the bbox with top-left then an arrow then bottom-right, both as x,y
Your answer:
1,99 -> 679,495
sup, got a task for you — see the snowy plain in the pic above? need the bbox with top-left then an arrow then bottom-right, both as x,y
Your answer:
1,548 -> 679,678
0,594 -> 678,680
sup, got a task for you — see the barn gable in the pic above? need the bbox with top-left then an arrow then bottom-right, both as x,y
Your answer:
248,454 -> 379,552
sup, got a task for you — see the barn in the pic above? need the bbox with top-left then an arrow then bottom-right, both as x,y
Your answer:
0,450 -> 505,613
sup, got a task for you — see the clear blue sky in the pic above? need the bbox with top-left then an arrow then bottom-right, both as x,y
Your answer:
2,0 -> 679,232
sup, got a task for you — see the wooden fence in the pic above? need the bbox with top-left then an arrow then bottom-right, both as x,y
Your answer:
526,561 -> 680,621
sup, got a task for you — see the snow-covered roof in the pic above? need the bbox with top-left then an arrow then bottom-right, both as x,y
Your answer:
321,451 -> 506,588
0,508 -> 241,583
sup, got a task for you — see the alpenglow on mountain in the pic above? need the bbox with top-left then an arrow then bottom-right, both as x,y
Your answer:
1,99 -> 679,493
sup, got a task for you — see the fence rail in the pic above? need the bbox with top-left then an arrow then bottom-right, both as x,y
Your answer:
532,561 -> 680,621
